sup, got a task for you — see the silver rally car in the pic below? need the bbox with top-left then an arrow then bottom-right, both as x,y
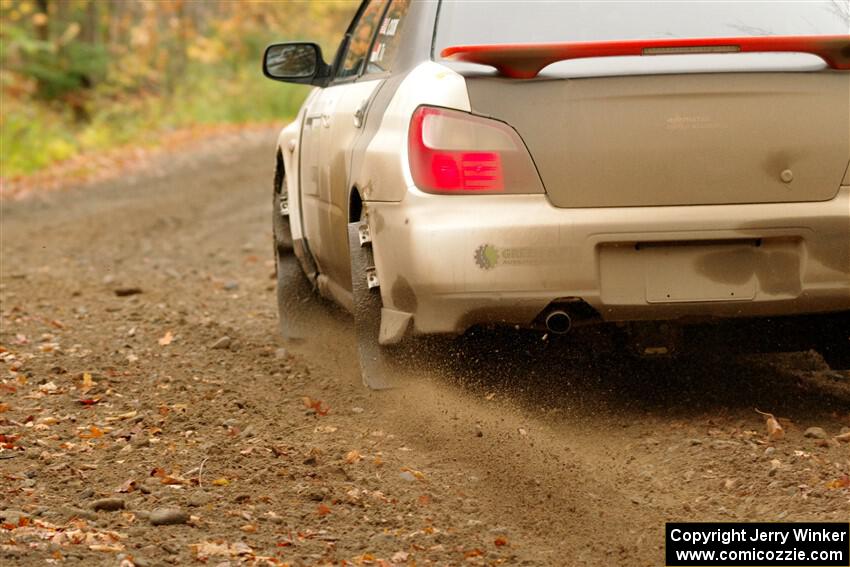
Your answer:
263,0 -> 850,388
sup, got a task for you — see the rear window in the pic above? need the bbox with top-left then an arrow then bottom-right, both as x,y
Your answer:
434,0 -> 849,55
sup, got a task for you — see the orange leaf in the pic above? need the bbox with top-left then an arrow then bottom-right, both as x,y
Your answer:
302,396 -> 329,416
494,536 -> 508,547
0,403 -> 10,413
158,331 -> 174,346
826,475 -> 850,489
316,504 -> 331,516
212,477 -> 230,486
464,549 -> 484,558
417,494 -> 431,506
79,425 -> 104,439
151,467 -> 185,485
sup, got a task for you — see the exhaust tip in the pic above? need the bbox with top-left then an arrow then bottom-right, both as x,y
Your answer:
545,310 -> 572,335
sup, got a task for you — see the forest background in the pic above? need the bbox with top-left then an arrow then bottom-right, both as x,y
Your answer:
0,0 -> 358,180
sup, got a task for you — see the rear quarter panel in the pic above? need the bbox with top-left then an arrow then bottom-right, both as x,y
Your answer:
352,62 -> 471,203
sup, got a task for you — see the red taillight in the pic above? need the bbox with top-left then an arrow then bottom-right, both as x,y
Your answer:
408,106 -> 542,195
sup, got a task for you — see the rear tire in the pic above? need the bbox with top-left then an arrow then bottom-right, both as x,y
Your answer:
274,169 -> 313,340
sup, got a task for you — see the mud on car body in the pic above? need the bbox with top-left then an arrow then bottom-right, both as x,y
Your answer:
263,0 -> 850,387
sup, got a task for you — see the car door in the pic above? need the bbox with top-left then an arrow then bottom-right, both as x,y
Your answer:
299,0 -> 389,301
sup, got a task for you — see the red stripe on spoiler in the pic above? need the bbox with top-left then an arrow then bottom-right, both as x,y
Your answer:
440,35 -> 850,78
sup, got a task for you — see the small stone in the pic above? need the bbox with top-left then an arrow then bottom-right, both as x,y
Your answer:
688,439 -> 703,446
223,281 -> 239,290
187,492 -> 211,508
764,447 -> 776,457
80,488 -> 95,499
161,541 -> 181,554
114,287 -> 142,297
210,336 -> 231,350
399,471 -> 417,482
768,459 -> 782,476
803,427 -> 828,439
0,510 -> 24,525
149,507 -> 189,526
62,507 -> 98,521
274,348 -> 288,360
92,498 -> 125,512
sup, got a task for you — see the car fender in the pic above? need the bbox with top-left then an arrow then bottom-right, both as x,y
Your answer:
277,88 -> 320,242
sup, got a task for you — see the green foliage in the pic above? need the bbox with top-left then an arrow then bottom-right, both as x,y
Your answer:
0,0 -> 357,178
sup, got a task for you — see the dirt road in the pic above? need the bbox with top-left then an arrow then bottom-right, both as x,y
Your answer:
1,130 -> 848,566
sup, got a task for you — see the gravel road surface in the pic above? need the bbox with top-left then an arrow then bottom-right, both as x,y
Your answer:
2,129 -> 848,566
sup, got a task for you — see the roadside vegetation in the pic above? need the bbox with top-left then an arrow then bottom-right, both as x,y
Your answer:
0,0 -> 356,179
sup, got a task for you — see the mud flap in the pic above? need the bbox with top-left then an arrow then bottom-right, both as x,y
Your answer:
347,221 -> 399,390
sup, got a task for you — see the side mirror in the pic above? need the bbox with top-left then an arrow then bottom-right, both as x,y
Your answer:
262,42 -> 330,85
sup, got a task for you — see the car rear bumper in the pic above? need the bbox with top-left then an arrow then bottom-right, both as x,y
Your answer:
368,187 -> 850,335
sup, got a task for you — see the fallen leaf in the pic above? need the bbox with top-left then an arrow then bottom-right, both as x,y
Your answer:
89,544 -> 124,552
152,468 -> 188,485
345,450 -> 361,464
494,536 -> 509,547
0,403 -> 10,413
755,409 -> 784,440
158,331 -> 174,346
464,549 -> 484,558
79,426 -> 104,439
400,467 -> 426,481
417,494 -> 431,506
316,504 -> 331,516
826,475 -> 850,489
105,410 -> 138,422
212,477 -> 230,486
240,524 -> 257,533
302,396 -> 329,416
79,398 -> 101,406
81,372 -> 95,393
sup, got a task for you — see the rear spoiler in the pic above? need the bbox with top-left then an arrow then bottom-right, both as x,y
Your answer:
441,35 -> 850,79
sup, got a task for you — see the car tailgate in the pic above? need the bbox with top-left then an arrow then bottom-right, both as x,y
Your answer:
465,72 -> 849,207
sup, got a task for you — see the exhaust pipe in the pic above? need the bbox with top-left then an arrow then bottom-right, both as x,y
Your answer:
545,310 -> 572,334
